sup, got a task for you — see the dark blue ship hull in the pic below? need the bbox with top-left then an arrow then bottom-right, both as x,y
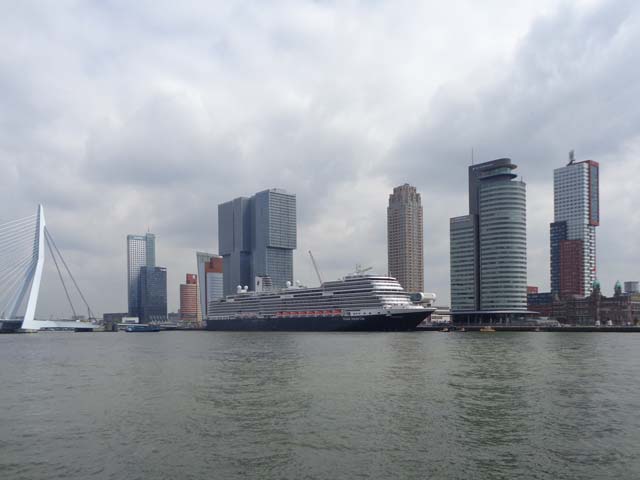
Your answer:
205,311 -> 430,332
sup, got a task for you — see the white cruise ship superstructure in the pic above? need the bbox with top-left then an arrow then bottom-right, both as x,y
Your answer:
206,274 -> 435,331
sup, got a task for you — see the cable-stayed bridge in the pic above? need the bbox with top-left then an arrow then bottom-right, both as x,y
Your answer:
0,205 -> 95,332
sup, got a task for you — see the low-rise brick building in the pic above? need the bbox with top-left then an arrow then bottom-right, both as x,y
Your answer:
529,281 -> 640,325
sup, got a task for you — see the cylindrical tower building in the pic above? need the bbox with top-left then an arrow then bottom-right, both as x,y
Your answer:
180,274 -> 200,323
477,162 -> 527,310
387,184 -> 424,293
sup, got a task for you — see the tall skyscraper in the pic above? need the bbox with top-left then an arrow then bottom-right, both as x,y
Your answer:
204,256 -> 223,314
450,158 -> 527,324
387,184 -> 424,292
139,266 -> 167,323
127,233 -> 155,317
218,197 -> 253,294
196,252 -> 223,318
550,155 -> 599,298
219,188 -> 296,295
180,273 -> 200,323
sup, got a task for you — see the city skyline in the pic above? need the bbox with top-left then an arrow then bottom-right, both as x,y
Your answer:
10,152 -> 636,318
3,1 -> 640,316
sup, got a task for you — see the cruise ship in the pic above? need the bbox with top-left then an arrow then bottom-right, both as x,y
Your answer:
205,274 -> 435,331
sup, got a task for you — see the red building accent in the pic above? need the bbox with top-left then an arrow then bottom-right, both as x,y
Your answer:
205,257 -> 223,274
527,286 -> 539,294
180,274 -> 200,322
560,240 -> 584,297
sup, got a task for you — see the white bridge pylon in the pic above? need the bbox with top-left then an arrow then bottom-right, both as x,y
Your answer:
0,205 -> 94,331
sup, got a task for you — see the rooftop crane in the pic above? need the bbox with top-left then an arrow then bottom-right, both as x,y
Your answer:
308,250 -> 324,286
354,264 -> 373,275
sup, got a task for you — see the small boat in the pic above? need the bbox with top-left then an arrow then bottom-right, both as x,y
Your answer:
125,324 -> 161,332
479,326 -> 496,333
459,327 -> 466,332
440,327 -> 449,332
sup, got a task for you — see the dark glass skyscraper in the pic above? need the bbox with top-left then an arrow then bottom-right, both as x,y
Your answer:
218,197 -> 253,295
139,266 -> 167,323
218,189 -> 296,295
127,233 -> 155,317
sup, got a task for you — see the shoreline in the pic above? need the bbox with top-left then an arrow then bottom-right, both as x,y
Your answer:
418,325 -> 640,332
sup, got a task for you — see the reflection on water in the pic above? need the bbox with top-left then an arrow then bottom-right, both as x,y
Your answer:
0,332 -> 639,480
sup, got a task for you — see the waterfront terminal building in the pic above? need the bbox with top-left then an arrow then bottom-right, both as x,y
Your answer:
529,281 -> 640,326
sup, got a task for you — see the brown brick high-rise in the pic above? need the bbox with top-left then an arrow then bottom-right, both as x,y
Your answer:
387,184 -> 424,293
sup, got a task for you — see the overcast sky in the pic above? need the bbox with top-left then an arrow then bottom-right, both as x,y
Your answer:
1,0 -> 639,317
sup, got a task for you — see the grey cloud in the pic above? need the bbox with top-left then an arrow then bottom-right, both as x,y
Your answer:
393,0 -> 640,185
389,0 -> 640,300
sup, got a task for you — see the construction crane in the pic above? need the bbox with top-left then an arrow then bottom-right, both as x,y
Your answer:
354,264 -> 373,276
308,250 -> 324,286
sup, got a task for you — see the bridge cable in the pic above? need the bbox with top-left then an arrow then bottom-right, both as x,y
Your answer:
44,230 -> 78,319
0,265 -> 35,315
0,225 -> 37,243
0,247 -> 36,281
0,253 -> 36,290
0,214 -> 37,233
0,241 -> 38,269
0,213 -> 38,319
0,228 -> 38,252
45,228 -> 95,319
0,256 -> 37,316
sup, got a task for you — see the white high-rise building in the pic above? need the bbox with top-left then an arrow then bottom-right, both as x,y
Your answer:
550,156 -> 599,297
127,233 -> 155,317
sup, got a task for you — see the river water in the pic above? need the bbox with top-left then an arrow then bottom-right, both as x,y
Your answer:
0,331 -> 638,480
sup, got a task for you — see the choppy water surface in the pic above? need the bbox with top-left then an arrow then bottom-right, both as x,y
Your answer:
1,332 -> 639,479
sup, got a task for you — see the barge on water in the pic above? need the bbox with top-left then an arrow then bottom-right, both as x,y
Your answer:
206,274 -> 435,332
125,324 -> 161,332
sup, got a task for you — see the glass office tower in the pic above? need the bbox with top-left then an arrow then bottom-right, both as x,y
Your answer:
139,266 -> 167,323
450,158 -> 527,324
127,233 -> 155,317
